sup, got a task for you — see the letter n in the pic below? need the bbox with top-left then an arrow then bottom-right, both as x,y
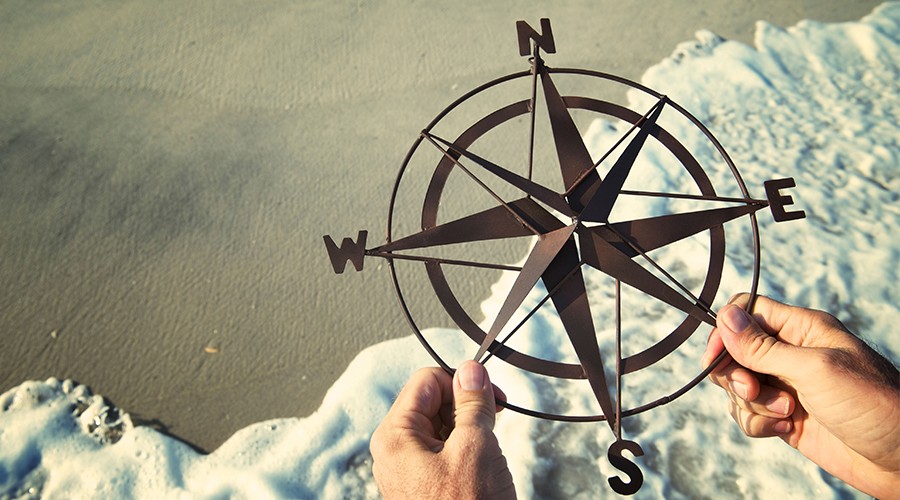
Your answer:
516,18 -> 556,56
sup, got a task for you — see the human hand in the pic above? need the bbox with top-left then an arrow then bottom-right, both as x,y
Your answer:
370,360 -> 516,499
702,294 -> 900,498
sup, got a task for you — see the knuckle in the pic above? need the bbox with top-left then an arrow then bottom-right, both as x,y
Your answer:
455,398 -> 495,426
369,423 -> 391,458
371,461 -> 383,482
727,400 -> 739,420
742,332 -> 779,365
808,309 -> 845,332
729,400 -> 768,437
707,373 -> 727,388
371,423 -> 414,460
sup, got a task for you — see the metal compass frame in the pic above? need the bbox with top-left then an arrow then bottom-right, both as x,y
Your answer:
324,18 -> 805,495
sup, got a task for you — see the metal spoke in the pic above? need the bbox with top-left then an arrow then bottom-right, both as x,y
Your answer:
369,251 -> 523,272
527,43 -> 541,181
378,197 -> 557,253
619,188 -> 767,205
608,220 -> 718,323
579,97 -> 666,223
426,132 -> 574,217
475,224 -> 577,361
421,132 -> 543,236
615,279 -> 623,438
565,96 -> 667,199
579,225 -> 716,326
481,260 -> 586,365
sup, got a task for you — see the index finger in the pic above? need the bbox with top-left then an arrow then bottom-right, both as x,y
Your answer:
702,327 -> 728,370
734,294 -> 849,349
390,367 -> 454,422
732,294 -> 796,336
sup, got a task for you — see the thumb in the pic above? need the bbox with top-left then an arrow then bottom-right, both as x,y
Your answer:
717,304 -> 806,383
452,360 -> 497,431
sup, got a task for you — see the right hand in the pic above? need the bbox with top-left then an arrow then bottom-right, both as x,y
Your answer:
702,294 -> 900,498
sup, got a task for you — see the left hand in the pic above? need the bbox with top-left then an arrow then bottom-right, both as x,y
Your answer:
369,360 -> 516,499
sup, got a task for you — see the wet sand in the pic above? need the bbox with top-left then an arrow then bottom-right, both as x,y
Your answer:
0,0 -> 883,451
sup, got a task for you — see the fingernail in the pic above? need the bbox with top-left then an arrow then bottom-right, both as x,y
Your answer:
731,381 -> 750,400
773,420 -> 792,434
764,396 -> 790,416
722,305 -> 752,332
457,361 -> 486,391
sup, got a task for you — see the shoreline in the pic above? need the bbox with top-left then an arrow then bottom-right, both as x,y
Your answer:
0,0 -> 885,452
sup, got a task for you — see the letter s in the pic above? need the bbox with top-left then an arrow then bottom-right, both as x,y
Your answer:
608,439 -> 644,496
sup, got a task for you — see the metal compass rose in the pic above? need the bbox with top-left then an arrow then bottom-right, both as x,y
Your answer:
324,19 -> 805,495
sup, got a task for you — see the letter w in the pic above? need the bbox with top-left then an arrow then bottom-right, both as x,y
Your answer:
323,231 -> 367,274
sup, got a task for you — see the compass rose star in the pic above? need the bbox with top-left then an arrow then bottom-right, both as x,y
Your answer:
366,68 -> 769,387
363,92 -> 766,432
324,32 -> 793,433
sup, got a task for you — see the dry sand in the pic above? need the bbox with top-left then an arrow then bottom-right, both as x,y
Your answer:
0,0 -> 884,451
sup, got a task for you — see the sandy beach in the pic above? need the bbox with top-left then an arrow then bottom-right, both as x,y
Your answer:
0,0 -> 884,453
